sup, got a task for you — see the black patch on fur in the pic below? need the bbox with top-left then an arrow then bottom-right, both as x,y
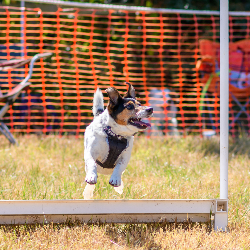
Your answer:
96,126 -> 128,169
96,108 -> 104,116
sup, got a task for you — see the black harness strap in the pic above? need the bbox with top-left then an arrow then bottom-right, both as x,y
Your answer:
96,126 -> 128,169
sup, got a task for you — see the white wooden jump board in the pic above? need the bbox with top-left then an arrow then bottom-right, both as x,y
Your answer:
0,199 -> 228,230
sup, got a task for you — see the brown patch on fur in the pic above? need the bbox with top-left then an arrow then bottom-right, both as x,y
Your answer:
115,109 -> 135,125
107,101 -> 114,115
125,100 -> 135,107
114,101 -> 136,125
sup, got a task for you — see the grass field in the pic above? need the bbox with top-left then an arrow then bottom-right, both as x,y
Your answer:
0,135 -> 249,249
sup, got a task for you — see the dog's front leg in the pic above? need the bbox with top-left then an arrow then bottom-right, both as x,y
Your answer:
109,138 -> 133,187
109,154 -> 131,187
85,157 -> 98,184
109,161 -> 125,187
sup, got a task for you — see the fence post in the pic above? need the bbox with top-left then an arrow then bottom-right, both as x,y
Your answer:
219,0 -> 229,231
220,0 -> 229,200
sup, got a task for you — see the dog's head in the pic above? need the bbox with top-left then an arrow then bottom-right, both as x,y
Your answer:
106,82 -> 153,131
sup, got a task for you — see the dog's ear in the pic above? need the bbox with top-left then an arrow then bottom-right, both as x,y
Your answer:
106,87 -> 122,106
124,82 -> 136,99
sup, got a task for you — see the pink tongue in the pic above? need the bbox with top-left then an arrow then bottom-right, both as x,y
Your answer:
138,120 -> 151,127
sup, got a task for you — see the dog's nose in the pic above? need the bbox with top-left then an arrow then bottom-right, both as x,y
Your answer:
146,107 -> 153,115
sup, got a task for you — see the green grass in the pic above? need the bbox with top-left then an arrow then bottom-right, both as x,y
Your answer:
0,135 -> 249,249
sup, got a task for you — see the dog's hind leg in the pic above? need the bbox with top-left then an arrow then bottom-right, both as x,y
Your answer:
114,179 -> 124,194
83,183 -> 95,199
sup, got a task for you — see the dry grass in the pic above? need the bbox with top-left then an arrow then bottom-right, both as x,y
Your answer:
0,134 -> 249,249
0,223 -> 249,249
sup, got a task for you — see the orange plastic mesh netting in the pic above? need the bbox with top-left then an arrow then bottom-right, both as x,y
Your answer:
0,6 -> 250,137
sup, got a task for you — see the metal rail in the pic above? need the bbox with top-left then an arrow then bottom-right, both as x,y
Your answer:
17,0 -> 250,16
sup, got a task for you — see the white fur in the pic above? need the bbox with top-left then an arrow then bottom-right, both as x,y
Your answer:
83,183 -> 95,199
84,109 -> 134,180
93,88 -> 104,117
114,179 -> 124,194
83,88 -> 152,199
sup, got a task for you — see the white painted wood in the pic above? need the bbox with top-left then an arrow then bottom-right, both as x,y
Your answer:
0,199 -> 216,215
0,199 -> 228,230
214,212 -> 228,231
214,200 -> 228,230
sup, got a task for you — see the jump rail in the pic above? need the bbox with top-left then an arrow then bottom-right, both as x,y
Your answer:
17,0 -> 250,16
0,199 -> 228,230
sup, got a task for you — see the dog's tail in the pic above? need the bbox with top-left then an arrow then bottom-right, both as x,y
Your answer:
93,88 -> 104,117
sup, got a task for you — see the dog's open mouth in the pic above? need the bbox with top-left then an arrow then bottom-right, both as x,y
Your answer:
128,118 -> 151,130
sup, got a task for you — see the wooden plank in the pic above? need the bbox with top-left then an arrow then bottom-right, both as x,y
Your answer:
0,199 -> 216,215
0,199 -> 228,229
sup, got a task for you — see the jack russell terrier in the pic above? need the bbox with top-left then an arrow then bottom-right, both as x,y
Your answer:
83,82 -> 153,199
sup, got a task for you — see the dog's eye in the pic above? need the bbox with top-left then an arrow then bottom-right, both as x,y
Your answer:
126,104 -> 134,110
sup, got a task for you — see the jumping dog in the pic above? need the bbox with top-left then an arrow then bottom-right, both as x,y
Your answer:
83,82 -> 153,199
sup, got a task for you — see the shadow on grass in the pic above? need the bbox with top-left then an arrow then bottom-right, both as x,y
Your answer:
0,220 -> 212,249
102,221 -> 212,249
197,136 -> 250,157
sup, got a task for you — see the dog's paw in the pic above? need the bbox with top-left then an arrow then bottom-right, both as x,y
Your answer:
114,180 -> 124,194
85,173 -> 97,184
109,176 -> 121,187
83,184 -> 95,199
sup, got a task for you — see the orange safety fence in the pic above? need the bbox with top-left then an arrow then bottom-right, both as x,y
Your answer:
0,6 -> 250,137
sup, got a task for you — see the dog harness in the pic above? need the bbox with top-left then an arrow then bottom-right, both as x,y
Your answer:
96,126 -> 128,169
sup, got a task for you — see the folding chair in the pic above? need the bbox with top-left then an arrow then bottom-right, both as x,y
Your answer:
0,52 -> 52,144
197,39 -> 250,134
